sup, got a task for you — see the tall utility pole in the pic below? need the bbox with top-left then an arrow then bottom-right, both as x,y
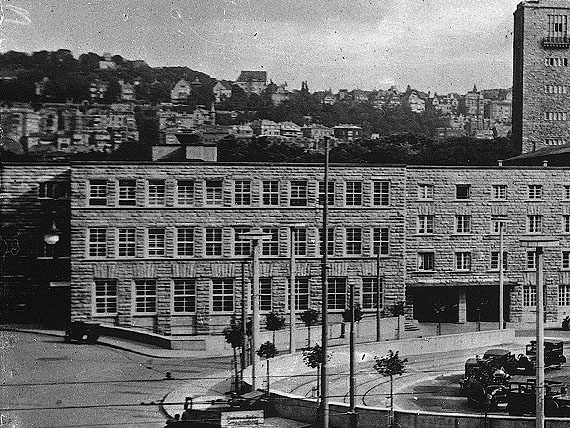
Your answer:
494,216 -> 508,330
239,230 -> 272,391
289,227 -> 296,354
348,283 -> 357,428
241,262 -> 248,390
320,137 -> 330,428
520,236 -> 559,428
376,252 -> 382,341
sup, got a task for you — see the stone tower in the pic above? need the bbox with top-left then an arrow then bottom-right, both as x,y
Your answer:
513,0 -> 570,154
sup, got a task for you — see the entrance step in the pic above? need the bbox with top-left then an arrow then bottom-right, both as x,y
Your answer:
404,322 -> 420,331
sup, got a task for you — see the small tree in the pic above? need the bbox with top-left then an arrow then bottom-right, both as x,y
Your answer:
223,318 -> 243,393
257,341 -> 278,397
265,311 -> 286,344
373,350 -> 408,428
342,304 -> 364,338
303,344 -> 328,399
388,301 -> 406,340
299,309 -> 320,346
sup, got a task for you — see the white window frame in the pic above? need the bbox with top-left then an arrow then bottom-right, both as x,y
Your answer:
118,179 -> 137,206
345,227 -> 362,255
490,251 -> 508,271
176,227 -> 195,256
526,251 -> 537,270
134,279 -> 157,314
212,278 -> 234,312
417,252 -> 435,271
295,277 -> 310,311
373,180 -> 390,206
94,279 -> 117,315
293,228 -> 308,256
290,181 -> 308,206
562,251 -> 570,269
205,180 -> 223,206
523,285 -> 536,307
417,183 -> 434,200
261,227 -> 279,256
362,277 -> 382,310
88,228 -> 107,257
234,180 -> 251,206
345,181 -> 363,206
262,180 -> 279,206
492,184 -> 507,199
455,215 -> 472,234
147,228 -> 166,256
173,279 -> 196,313
327,277 -> 347,310
117,228 -> 136,257
528,185 -> 543,199
559,284 -> 570,307
527,215 -> 543,234
88,179 -> 108,206
176,180 -> 195,206
373,227 -> 390,255
147,179 -> 166,206
234,227 -> 252,256
259,277 -> 273,312
205,227 -> 223,256
455,252 -> 472,271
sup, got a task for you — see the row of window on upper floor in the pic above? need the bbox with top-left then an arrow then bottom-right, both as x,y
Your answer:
86,226 -> 390,259
93,276 -> 382,316
417,183 -> 570,200
415,250 -> 570,273
85,179 -> 391,208
415,215 -> 570,235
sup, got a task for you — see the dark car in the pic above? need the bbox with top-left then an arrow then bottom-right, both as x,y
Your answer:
525,340 -> 566,369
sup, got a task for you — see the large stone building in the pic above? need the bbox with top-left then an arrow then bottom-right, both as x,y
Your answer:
513,0 -> 570,153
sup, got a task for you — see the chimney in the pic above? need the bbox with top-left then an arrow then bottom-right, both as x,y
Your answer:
543,160 -> 548,167
497,160 -> 503,167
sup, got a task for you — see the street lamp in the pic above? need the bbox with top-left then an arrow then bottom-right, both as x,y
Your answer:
43,220 -> 60,245
492,215 -> 508,330
520,236 -> 559,428
239,229 -> 272,391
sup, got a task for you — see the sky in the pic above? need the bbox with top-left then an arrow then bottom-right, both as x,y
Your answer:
0,0 -> 522,94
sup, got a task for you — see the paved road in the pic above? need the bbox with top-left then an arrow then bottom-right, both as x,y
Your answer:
0,330 -> 232,428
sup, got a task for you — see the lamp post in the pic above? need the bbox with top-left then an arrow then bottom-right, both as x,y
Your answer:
348,282 -> 357,428
239,230 -> 272,391
320,137 -> 330,428
493,215 -> 508,330
520,236 -> 559,428
376,252 -> 382,341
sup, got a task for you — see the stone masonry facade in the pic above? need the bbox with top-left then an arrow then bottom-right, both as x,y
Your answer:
64,161 -> 570,336
513,0 -> 570,154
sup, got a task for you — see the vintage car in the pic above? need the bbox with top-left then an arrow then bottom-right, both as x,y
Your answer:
525,340 -> 566,370
507,380 -> 570,417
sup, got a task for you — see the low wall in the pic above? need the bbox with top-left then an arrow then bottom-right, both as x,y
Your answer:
259,329 -> 540,428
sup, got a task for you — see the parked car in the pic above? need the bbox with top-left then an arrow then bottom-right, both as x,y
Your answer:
507,380 -> 570,417
525,340 -> 566,370
562,316 -> 570,330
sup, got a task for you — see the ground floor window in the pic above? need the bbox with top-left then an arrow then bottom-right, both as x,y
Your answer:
523,285 -> 536,307
173,279 -> 196,313
328,277 -> 347,310
94,279 -> 117,314
134,280 -> 157,313
559,284 -> 570,307
362,277 -> 382,309
212,279 -> 234,312
260,277 -> 273,311
295,277 -> 310,311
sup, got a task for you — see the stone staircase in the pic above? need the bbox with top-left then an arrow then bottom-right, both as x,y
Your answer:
404,321 -> 420,332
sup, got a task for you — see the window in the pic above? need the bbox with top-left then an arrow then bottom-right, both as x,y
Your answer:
523,285 -> 536,307
262,181 -> 279,206
544,85 -> 568,94
455,252 -> 472,271
417,215 -> 434,234
492,185 -> 507,199
117,228 -> 136,257
327,277 -> 347,310
234,180 -> 251,205
362,277 -> 382,310
564,216 -> 570,233
39,181 -> 68,199
544,111 -> 567,120
134,280 -> 157,313
290,181 -> 308,206
563,251 -> 570,269
293,228 -> 307,256
373,227 -> 390,255
345,227 -> 362,255
490,252 -> 508,271
528,185 -> 543,199
527,215 -> 543,234
295,278 -> 310,311
455,215 -> 472,234
205,228 -> 223,256
456,184 -> 471,199
492,219 -> 508,234
373,181 -> 390,206
89,180 -> 107,205
417,252 -> 435,271
88,228 -> 107,257
148,180 -> 166,206
147,228 -> 165,256
345,181 -> 363,206
565,185 -> 570,200
260,278 -> 272,311
94,280 -> 117,314
177,180 -> 195,205
177,227 -> 194,256
212,279 -> 233,312
173,279 -> 196,313
526,251 -> 537,270
319,228 -> 335,256
234,227 -> 251,256
545,58 -> 569,67
418,183 -> 434,200
262,228 -> 279,256
118,180 -> 137,206
205,180 -> 223,206
559,284 -> 570,307
548,15 -> 567,37
319,182 -> 335,206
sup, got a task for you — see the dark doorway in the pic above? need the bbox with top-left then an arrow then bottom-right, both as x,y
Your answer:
411,287 -> 459,322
